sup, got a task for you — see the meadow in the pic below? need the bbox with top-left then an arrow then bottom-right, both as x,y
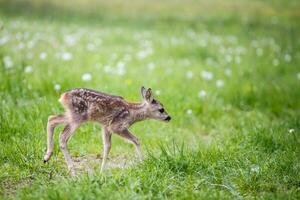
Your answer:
0,0 -> 300,199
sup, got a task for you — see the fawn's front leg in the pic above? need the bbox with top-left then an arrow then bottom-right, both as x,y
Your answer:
114,129 -> 143,160
100,126 -> 112,172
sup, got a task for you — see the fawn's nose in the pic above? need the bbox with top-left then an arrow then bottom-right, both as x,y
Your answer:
165,116 -> 171,121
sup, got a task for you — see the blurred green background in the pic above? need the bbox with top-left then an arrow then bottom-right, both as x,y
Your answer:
0,0 -> 299,199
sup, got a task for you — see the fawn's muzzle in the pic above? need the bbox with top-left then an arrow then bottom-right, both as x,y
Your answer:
164,116 -> 171,121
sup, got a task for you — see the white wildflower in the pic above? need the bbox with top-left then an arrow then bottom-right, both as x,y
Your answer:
171,37 -> 179,46
64,35 -> 76,46
27,40 -> 35,49
61,52 -> 72,61
284,54 -> 291,62
288,129 -> 294,133
0,36 -> 10,45
199,39 -> 207,47
186,109 -> 193,115
251,165 -> 260,173
216,80 -> 224,88
117,61 -> 125,69
186,71 -> 194,79
136,50 -> 148,60
116,62 -> 126,76
136,47 -> 153,60
198,90 -> 206,98
54,84 -> 61,91
201,70 -> 214,80
104,65 -> 113,73
225,54 -> 232,63
225,68 -> 232,76
3,56 -> 13,69
251,40 -> 258,48
86,43 -> 96,51
24,65 -> 33,73
40,52 -> 47,60
235,56 -> 241,64
17,42 -> 25,49
147,62 -> 155,70
81,73 -> 92,81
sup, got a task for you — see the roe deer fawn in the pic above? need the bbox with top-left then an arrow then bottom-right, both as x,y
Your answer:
43,86 -> 171,174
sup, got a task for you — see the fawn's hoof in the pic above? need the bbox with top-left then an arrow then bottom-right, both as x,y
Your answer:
43,153 -> 52,163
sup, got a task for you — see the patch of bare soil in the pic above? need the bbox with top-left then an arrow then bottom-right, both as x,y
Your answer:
1,178 -> 32,197
72,154 -> 136,174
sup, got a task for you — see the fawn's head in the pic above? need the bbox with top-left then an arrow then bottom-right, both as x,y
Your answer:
141,86 -> 171,122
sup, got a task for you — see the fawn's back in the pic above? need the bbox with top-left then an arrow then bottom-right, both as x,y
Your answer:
60,88 -> 129,125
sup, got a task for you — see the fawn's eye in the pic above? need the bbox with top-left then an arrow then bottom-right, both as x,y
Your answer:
159,108 -> 164,113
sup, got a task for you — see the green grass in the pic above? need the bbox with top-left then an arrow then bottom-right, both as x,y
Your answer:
0,0 -> 300,199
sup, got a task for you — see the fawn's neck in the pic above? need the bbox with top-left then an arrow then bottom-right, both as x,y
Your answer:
128,102 -> 148,124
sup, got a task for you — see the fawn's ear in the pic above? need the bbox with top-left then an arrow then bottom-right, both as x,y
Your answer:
141,86 -> 153,102
145,88 -> 153,102
141,86 -> 147,99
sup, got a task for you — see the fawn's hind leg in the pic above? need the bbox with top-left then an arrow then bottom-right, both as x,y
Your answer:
100,126 -> 112,172
44,114 -> 66,163
59,122 -> 80,173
